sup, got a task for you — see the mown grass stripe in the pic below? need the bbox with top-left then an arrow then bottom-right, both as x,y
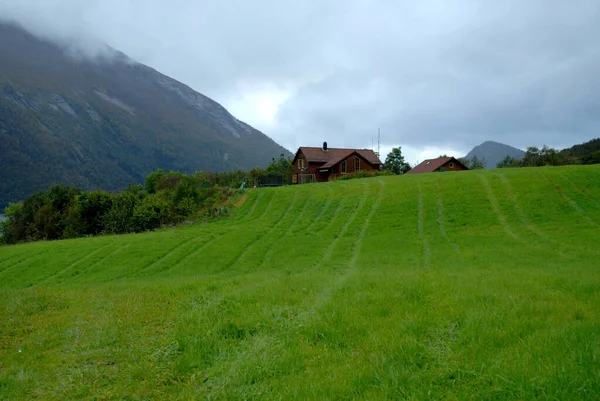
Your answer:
222,189 -> 301,271
559,172 -> 600,208
541,172 -> 599,226
35,240 -> 116,286
316,181 -> 370,266
435,178 -> 460,254
417,181 -> 431,267
0,248 -> 51,277
236,189 -> 264,222
306,185 -> 334,232
479,174 -> 521,240
69,242 -> 132,281
256,194 -> 313,271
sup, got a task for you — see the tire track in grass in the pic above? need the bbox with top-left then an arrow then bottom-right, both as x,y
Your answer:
0,248 -> 51,277
222,180 -> 374,300
132,236 -> 199,277
35,241 -> 115,286
417,181 -> 431,268
0,253 -> 24,269
240,190 -> 276,225
304,180 -> 384,320
236,190 -> 265,223
70,242 -> 131,281
315,181 -> 370,266
159,232 -> 229,275
479,174 -> 521,241
541,172 -> 599,226
305,185 -> 334,232
348,180 -> 385,267
434,178 -> 460,254
558,172 -> 600,208
319,196 -> 348,234
165,191 -> 279,277
495,172 -> 578,258
255,194 -> 312,271
214,181 -> 385,375
496,172 -> 562,243
221,190 -> 300,271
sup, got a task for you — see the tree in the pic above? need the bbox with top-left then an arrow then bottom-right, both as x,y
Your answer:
457,157 -> 471,169
384,147 -> 411,174
145,169 -> 165,194
469,155 -> 486,169
265,154 -> 293,183
522,145 -> 564,167
582,149 -> 600,165
497,155 -> 522,168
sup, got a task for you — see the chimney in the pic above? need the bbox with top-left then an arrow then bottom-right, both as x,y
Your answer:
323,141 -> 328,151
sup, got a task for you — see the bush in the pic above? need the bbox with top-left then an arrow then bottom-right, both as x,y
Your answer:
72,191 -> 114,236
0,203 -> 23,245
132,195 -> 168,232
103,185 -> 145,234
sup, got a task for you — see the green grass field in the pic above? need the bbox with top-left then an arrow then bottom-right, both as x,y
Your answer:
1,166 -> 600,400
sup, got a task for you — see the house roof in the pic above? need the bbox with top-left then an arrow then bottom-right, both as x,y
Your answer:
295,147 -> 382,168
406,157 -> 466,174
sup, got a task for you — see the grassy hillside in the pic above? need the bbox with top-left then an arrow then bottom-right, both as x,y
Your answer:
1,166 -> 599,399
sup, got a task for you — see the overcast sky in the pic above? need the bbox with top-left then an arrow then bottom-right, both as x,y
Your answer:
1,0 -> 599,164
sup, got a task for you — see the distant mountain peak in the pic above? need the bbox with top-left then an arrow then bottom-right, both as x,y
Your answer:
464,141 -> 525,169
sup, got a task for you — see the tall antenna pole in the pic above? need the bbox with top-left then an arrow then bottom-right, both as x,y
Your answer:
377,128 -> 381,157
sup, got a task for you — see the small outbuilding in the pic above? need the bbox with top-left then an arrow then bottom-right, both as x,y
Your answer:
406,157 -> 468,174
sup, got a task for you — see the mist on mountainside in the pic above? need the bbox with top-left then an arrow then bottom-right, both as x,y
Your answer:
0,22 -> 291,208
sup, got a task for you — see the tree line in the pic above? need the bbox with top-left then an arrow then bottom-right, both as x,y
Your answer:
0,153 -> 304,245
496,144 -> 600,168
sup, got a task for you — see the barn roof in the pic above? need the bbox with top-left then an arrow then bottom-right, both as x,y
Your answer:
296,147 -> 382,167
406,157 -> 467,174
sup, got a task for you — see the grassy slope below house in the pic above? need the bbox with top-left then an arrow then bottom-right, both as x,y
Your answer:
1,166 -> 600,399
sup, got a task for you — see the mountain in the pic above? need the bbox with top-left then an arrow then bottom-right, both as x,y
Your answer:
464,141 -> 525,169
0,22 -> 291,208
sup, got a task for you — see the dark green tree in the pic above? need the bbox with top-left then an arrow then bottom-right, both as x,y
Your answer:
72,190 -> 114,236
522,145 -> 565,167
265,154 -> 293,183
384,147 -> 411,174
470,155 -> 486,170
457,157 -> 471,169
497,155 -> 522,168
582,149 -> 600,165
145,169 -> 165,193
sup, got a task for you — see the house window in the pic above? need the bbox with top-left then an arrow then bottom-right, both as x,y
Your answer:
449,162 -> 454,169
341,160 -> 347,175
298,158 -> 305,169
355,156 -> 360,171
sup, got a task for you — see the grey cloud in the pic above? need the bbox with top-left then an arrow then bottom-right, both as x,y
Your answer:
1,0 -> 599,155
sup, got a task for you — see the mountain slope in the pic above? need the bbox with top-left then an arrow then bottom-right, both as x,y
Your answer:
1,166 -> 600,398
465,140 -> 525,169
561,137 -> 600,164
0,22 -> 291,207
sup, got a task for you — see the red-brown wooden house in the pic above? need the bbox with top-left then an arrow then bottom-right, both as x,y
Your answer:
292,142 -> 382,183
406,156 -> 468,174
